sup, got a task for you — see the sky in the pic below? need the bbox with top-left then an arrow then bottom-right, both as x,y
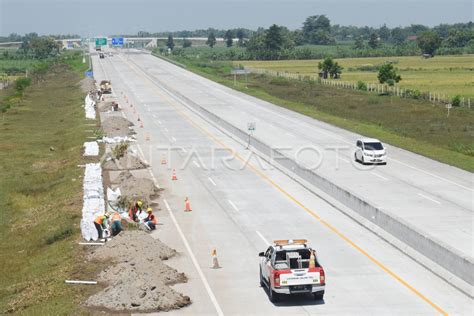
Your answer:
0,0 -> 472,36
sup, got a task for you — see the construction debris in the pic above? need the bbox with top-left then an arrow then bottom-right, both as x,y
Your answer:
110,170 -> 160,206
85,231 -> 191,312
102,152 -> 148,170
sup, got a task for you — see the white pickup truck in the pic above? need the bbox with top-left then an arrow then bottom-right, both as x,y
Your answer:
259,239 -> 325,302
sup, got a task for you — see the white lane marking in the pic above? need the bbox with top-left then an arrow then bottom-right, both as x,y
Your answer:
339,157 -> 350,163
158,120 -> 162,125
171,137 -> 177,142
153,114 -> 157,118
256,231 -> 270,246
390,158 -> 472,192
208,177 -> 217,186
181,147 -> 187,153
163,199 -> 171,211
163,199 -> 224,316
417,193 -> 441,205
148,169 -> 161,189
228,199 -> 239,212
192,160 -> 200,168
371,172 -> 389,181
163,127 -> 169,133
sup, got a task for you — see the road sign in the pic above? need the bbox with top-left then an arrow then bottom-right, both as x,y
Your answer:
112,37 -> 124,46
85,71 -> 93,78
95,37 -> 107,46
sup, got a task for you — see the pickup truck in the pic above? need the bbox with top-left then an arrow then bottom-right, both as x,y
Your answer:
259,239 -> 325,302
99,80 -> 112,94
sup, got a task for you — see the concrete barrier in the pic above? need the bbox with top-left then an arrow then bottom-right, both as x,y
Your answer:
135,59 -> 474,289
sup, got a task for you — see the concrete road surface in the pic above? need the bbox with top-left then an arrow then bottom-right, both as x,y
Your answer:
91,49 -> 473,315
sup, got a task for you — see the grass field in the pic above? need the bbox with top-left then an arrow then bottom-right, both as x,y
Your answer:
0,59 -> 39,74
238,55 -> 474,99
0,55 -> 99,314
170,56 -> 474,171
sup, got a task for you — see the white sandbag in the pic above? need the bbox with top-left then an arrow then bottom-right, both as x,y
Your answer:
98,136 -> 136,144
83,141 -> 99,156
84,94 -> 96,120
81,163 -> 105,241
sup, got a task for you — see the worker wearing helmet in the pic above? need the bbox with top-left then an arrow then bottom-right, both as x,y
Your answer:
94,213 -> 109,239
111,212 -> 122,236
128,200 -> 143,222
144,208 -> 157,231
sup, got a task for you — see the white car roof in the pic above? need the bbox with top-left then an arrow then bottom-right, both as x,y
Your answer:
359,138 -> 381,143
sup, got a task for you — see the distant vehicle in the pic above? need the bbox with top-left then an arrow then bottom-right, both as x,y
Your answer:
355,138 -> 387,165
99,80 -> 112,94
99,53 -> 105,59
95,47 -> 101,51
259,239 -> 325,302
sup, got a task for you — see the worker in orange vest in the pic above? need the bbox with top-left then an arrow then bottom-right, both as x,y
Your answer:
129,200 -> 143,222
94,213 -> 109,239
144,208 -> 157,231
111,212 -> 122,236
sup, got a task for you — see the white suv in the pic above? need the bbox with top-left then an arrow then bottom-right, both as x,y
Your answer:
355,138 -> 387,165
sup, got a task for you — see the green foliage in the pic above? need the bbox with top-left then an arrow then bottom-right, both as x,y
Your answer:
14,77 -> 31,94
224,30 -> 234,47
29,37 -> 61,59
206,32 -> 217,48
269,76 -> 290,86
451,95 -> 461,107
368,33 -> 379,49
417,31 -> 442,56
378,63 -> 401,85
167,34 -> 175,50
357,81 -> 367,91
112,142 -> 129,159
318,57 -> 343,79
354,36 -> 364,49
302,15 -> 333,44
182,38 -> 192,48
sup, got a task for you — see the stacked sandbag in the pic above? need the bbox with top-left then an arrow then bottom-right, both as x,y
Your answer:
80,163 -> 105,241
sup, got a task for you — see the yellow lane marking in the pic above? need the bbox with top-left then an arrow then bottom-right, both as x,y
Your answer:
119,55 -> 448,316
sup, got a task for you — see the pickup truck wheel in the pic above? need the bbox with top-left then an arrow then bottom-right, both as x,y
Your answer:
259,269 -> 265,287
313,291 -> 324,300
269,288 -> 279,303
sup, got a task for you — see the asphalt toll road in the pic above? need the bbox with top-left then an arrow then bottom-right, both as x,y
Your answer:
127,51 -> 474,265
92,50 -> 473,315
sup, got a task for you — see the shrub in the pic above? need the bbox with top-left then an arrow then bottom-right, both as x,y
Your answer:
357,81 -> 367,91
112,142 -> 129,159
451,95 -> 461,107
269,76 -> 290,86
14,76 -> 31,94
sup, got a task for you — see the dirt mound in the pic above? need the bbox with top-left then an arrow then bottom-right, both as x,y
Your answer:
111,170 -> 160,205
102,117 -> 135,137
97,98 -> 120,112
103,152 -> 149,170
85,231 -> 190,312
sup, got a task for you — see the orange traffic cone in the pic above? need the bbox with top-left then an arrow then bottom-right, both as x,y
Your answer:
171,169 -> 178,181
140,121 -> 144,128
211,249 -> 220,269
145,133 -> 150,141
161,155 -> 167,165
184,197 -> 192,212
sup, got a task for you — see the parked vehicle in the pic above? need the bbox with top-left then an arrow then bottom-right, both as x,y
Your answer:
355,138 -> 387,165
99,80 -> 112,94
259,239 -> 325,302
